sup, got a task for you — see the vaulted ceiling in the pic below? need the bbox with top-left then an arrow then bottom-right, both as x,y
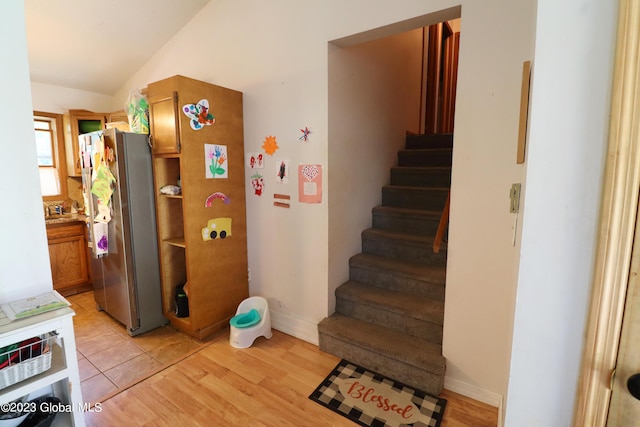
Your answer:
24,0 -> 210,95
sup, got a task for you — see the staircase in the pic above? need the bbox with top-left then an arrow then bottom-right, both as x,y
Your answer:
318,133 -> 452,396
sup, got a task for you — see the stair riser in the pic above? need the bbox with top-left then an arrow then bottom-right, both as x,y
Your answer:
362,236 -> 447,265
349,265 -> 445,301
372,212 -> 440,236
382,188 -> 448,210
405,134 -> 453,150
318,333 -> 444,396
336,299 -> 443,343
390,168 -> 451,187
398,150 -> 452,167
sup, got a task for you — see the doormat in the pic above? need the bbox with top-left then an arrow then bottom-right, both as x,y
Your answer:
309,359 -> 447,427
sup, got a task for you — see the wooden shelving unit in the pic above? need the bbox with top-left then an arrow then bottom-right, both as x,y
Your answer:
148,75 -> 248,340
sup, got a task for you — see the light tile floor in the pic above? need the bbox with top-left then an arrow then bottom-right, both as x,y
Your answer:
67,291 -> 204,404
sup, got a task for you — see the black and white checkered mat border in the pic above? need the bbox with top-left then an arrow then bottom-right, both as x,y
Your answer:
309,359 -> 446,427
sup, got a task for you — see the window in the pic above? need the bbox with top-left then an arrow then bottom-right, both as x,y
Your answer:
34,112 -> 67,200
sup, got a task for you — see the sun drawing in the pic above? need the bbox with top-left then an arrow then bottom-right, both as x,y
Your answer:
262,135 -> 279,155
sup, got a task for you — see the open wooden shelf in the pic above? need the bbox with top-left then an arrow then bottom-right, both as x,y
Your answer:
164,237 -> 186,248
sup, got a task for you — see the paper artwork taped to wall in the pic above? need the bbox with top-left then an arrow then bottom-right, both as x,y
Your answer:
205,144 -> 228,179
299,126 -> 311,141
182,99 -> 215,130
202,218 -> 232,241
251,173 -> 264,196
205,192 -> 230,207
276,159 -> 290,184
262,135 -> 279,155
274,193 -> 290,208
247,152 -> 264,169
299,164 -> 322,204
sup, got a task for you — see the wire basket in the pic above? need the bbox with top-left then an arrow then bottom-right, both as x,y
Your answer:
0,335 -> 53,390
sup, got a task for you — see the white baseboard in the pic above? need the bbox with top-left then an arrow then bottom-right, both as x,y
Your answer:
444,375 -> 503,408
270,308 -> 319,345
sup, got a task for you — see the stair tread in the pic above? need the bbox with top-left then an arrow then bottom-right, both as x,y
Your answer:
405,133 -> 453,149
350,253 -> 446,283
382,184 -> 449,191
390,166 -> 452,172
372,205 -> 441,219
318,314 -> 445,374
337,281 -> 444,325
398,147 -> 452,154
362,228 -> 448,249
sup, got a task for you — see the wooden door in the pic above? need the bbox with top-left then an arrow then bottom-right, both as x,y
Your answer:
608,206 -> 640,424
606,3 -> 640,421
149,92 -> 181,154
424,21 -> 459,134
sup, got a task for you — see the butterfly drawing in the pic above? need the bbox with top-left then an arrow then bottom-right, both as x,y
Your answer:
182,99 -> 216,130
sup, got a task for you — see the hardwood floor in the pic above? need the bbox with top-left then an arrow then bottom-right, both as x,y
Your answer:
80,326 -> 498,426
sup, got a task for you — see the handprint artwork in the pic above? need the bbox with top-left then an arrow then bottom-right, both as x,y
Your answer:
204,144 -> 228,178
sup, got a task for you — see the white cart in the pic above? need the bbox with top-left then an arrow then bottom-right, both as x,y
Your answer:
0,306 -> 85,426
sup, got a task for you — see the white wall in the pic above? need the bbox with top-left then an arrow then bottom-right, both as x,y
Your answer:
327,28 -> 425,314
0,1 -> 52,303
504,0 -> 617,425
442,1 -> 536,405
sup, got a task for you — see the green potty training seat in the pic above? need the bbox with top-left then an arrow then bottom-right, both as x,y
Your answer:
229,296 -> 273,348
230,308 -> 261,328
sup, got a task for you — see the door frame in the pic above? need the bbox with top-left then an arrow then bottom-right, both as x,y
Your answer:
575,1 -> 640,425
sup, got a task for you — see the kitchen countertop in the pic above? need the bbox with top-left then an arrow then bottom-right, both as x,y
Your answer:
45,213 -> 88,226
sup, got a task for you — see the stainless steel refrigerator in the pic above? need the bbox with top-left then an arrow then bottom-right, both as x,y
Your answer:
80,128 -> 166,336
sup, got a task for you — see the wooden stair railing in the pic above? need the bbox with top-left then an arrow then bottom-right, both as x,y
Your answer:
433,190 -> 450,253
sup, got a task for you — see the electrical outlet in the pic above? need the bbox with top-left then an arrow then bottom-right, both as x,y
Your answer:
510,183 -> 521,213
248,268 -> 251,281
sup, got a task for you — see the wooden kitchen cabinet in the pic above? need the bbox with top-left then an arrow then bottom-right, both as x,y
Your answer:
147,75 -> 248,340
148,92 -> 181,154
63,110 -> 106,176
46,221 -> 91,295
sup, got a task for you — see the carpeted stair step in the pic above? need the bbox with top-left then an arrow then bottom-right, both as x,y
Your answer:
372,205 -> 442,236
398,148 -> 452,167
349,253 -> 445,301
381,185 -> 449,210
361,228 -> 447,265
335,281 -> 444,343
390,166 -> 451,187
318,314 -> 446,395
405,133 -> 453,150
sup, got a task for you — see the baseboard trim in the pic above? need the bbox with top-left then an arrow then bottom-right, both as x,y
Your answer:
444,376 -> 502,408
270,308 -> 319,345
